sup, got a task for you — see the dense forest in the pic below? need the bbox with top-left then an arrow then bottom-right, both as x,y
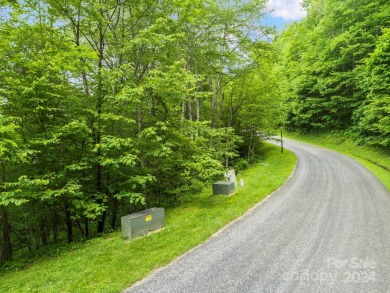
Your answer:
277,0 -> 390,147
0,0 -> 280,262
1,0 -> 389,265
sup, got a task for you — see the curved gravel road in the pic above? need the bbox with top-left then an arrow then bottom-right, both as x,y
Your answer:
125,138 -> 390,293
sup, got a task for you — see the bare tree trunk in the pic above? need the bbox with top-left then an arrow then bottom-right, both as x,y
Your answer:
40,216 -> 48,246
210,78 -> 218,128
97,212 -> 106,235
0,162 -> 12,262
96,1 -> 105,235
137,105 -> 142,133
52,209 -> 58,244
64,203 -> 73,243
110,197 -> 118,230
188,102 -> 193,140
85,218 -> 89,239
181,101 -> 186,131
195,97 -> 200,137
196,98 -> 200,122
71,2 -> 90,96
0,207 -> 12,262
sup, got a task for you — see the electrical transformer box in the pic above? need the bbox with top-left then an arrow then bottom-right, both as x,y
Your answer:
212,181 -> 235,195
121,207 -> 165,239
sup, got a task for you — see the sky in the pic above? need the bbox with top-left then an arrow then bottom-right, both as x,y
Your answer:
0,1 -> 307,34
264,0 -> 307,32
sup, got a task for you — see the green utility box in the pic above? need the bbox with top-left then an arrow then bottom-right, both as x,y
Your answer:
213,180 -> 235,196
121,207 -> 165,239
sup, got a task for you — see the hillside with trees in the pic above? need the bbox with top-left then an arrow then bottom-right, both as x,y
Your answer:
0,0 -> 281,263
2,0 -> 389,271
277,0 -> 390,148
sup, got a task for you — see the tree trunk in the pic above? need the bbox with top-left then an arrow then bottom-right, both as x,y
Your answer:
76,219 -> 85,237
110,197 -> 118,230
97,211 -> 106,235
0,207 -> 12,262
40,216 -> 48,246
210,78 -> 217,128
188,102 -> 193,140
85,218 -> 89,239
137,105 -> 142,133
64,203 -> 73,243
96,1 -> 105,235
52,209 -> 58,244
196,98 -> 200,122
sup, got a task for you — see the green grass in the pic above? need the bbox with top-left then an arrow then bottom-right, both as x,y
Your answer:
0,143 -> 296,293
285,132 -> 390,191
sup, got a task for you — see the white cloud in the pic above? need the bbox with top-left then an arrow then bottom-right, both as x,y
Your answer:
267,0 -> 307,20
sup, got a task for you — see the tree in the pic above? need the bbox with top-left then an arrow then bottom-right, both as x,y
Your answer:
277,0 -> 390,139
357,28 -> 390,146
0,118 -> 30,262
0,0 -> 276,260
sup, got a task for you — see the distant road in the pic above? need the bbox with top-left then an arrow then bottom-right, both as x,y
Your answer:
125,138 -> 390,293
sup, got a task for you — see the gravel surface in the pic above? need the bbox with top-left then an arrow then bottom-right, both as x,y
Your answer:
125,138 -> 390,293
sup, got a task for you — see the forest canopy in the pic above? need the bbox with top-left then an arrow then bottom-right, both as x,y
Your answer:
277,0 -> 390,147
2,0 -> 389,266
0,0 -> 280,262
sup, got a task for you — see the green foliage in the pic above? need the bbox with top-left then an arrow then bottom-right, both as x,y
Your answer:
0,143 -> 296,292
0,0 -> 278,263
0,117 -> 30,207
277,0 -> 390,147
233,158 -> 250,172
356,28 -> 390,147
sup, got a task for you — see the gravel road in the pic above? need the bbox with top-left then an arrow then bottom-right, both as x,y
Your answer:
125,138 -> 390,293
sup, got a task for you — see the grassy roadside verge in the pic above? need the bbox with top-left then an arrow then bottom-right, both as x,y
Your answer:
0,143 -> 296,293
285,132 -> 390,191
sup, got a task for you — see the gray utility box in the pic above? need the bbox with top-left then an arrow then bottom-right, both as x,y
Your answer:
121,207 -> 165,240
213,180 -> 235,195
